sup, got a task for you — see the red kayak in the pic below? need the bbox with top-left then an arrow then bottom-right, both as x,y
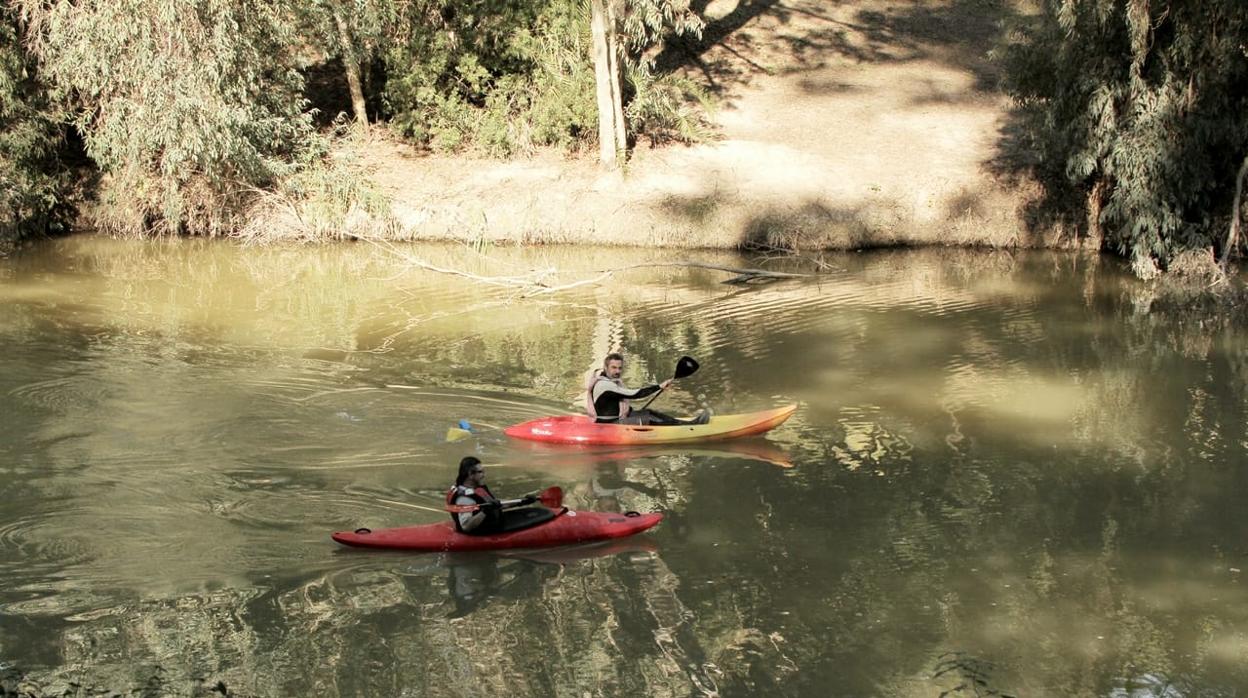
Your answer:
332,509 -> 663,552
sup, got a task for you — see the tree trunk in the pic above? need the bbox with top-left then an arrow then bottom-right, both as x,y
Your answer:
1220,155 -> 1248,270
1086,175 -> 1109,245
334,9 -> 369,132
605,0 -> 627,154
590,0 -> 622,168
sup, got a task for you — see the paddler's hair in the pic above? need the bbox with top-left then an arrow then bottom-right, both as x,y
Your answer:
603,352 -> 624,367
456,456 -> 483,486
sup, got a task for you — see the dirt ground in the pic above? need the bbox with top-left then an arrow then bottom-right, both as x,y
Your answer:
359,0 -> 1053,251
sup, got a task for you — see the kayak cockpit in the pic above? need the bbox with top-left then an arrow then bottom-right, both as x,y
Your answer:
491,506 -> 561,533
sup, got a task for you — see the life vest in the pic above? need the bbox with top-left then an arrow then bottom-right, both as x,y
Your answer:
583,369 -> 601,418
446,484 -> 498,532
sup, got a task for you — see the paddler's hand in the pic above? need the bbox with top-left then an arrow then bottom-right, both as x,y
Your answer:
520,495 -> 538,505
660,378 -> 673,390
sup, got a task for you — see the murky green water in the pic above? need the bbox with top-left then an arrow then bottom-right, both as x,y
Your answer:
1,237 -> 1246,697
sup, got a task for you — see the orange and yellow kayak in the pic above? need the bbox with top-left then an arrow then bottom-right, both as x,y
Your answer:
503,404 -> 797,445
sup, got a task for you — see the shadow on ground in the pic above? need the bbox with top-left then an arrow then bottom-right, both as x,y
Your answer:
657,0 -> 1024,102
656,187 -> 1046,251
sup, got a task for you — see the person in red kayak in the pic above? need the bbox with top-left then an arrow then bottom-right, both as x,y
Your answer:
585,352 -> 709,426
448,457 -> 547,535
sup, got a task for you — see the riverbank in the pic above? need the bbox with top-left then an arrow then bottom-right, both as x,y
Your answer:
243,0 -> 1065,252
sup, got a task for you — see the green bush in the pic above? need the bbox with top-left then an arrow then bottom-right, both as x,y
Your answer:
381,0 -> 707,156
237,125 -> 395,243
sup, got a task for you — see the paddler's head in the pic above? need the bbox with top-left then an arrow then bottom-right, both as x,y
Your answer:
603,352 -> 624,381
457,456 -> 485,487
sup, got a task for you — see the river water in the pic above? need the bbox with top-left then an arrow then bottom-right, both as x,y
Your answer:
1,237 -> 1245,697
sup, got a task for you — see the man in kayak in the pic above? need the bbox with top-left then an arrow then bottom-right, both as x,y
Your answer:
447,457 -> 541,534
585,352 -> 709,426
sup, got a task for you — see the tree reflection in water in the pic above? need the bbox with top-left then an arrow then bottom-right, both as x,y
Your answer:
4,241 -> 1248,694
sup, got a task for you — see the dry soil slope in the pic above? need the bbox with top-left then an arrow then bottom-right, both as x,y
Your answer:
371,0 -> 1034,250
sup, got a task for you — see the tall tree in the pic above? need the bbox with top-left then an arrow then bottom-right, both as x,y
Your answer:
1000,0 -> 1248,275
589,0 -> 702,168
590,0 -> 626,167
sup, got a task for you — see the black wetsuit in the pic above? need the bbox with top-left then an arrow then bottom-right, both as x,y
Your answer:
589,375 -> 680,425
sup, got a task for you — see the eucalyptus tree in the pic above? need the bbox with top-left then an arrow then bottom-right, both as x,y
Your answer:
1001,0 -> 1248,276
11,0 -> 314,235
589,0 -> 702,168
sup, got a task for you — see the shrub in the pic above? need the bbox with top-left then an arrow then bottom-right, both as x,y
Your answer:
999,1 -> 1248,273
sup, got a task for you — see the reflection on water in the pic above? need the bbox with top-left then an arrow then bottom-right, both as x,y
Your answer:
442,540 -> 660,618
1,238 -> 1248,695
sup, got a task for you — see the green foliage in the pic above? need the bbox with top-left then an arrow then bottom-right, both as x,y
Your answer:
617,0 -> 709,147
615,0 -> 703,55
296,0 -> 403,66
624,63 -> 714,146
381,0 -> 709,156
382,1 -> 593,156
293,0 -> 407,125
3,0 -> 712,241
15,0 -> 315,235
0,9 -> 69,247
1000,0 -> 1248,272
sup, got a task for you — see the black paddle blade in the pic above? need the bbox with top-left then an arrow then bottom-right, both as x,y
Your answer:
674,356 -> 699,379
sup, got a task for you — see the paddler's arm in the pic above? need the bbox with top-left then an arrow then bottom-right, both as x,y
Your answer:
592,380 -> 663,421
607,381 -> 667,400
456,495 -> 497,532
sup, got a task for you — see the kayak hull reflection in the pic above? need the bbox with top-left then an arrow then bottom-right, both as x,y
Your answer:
504,404 -> 797,445
508,438 -> 795,469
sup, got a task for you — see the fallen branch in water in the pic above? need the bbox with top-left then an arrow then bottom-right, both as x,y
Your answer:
523,262 -> 808,294
366,238 -> 809,296
607,262 -> 809,285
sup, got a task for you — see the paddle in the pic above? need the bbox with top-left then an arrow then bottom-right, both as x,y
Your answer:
445,418 -> 505,442
445,419 -> 474,442
446,486 -> 563,513
638,355 -> 699,410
